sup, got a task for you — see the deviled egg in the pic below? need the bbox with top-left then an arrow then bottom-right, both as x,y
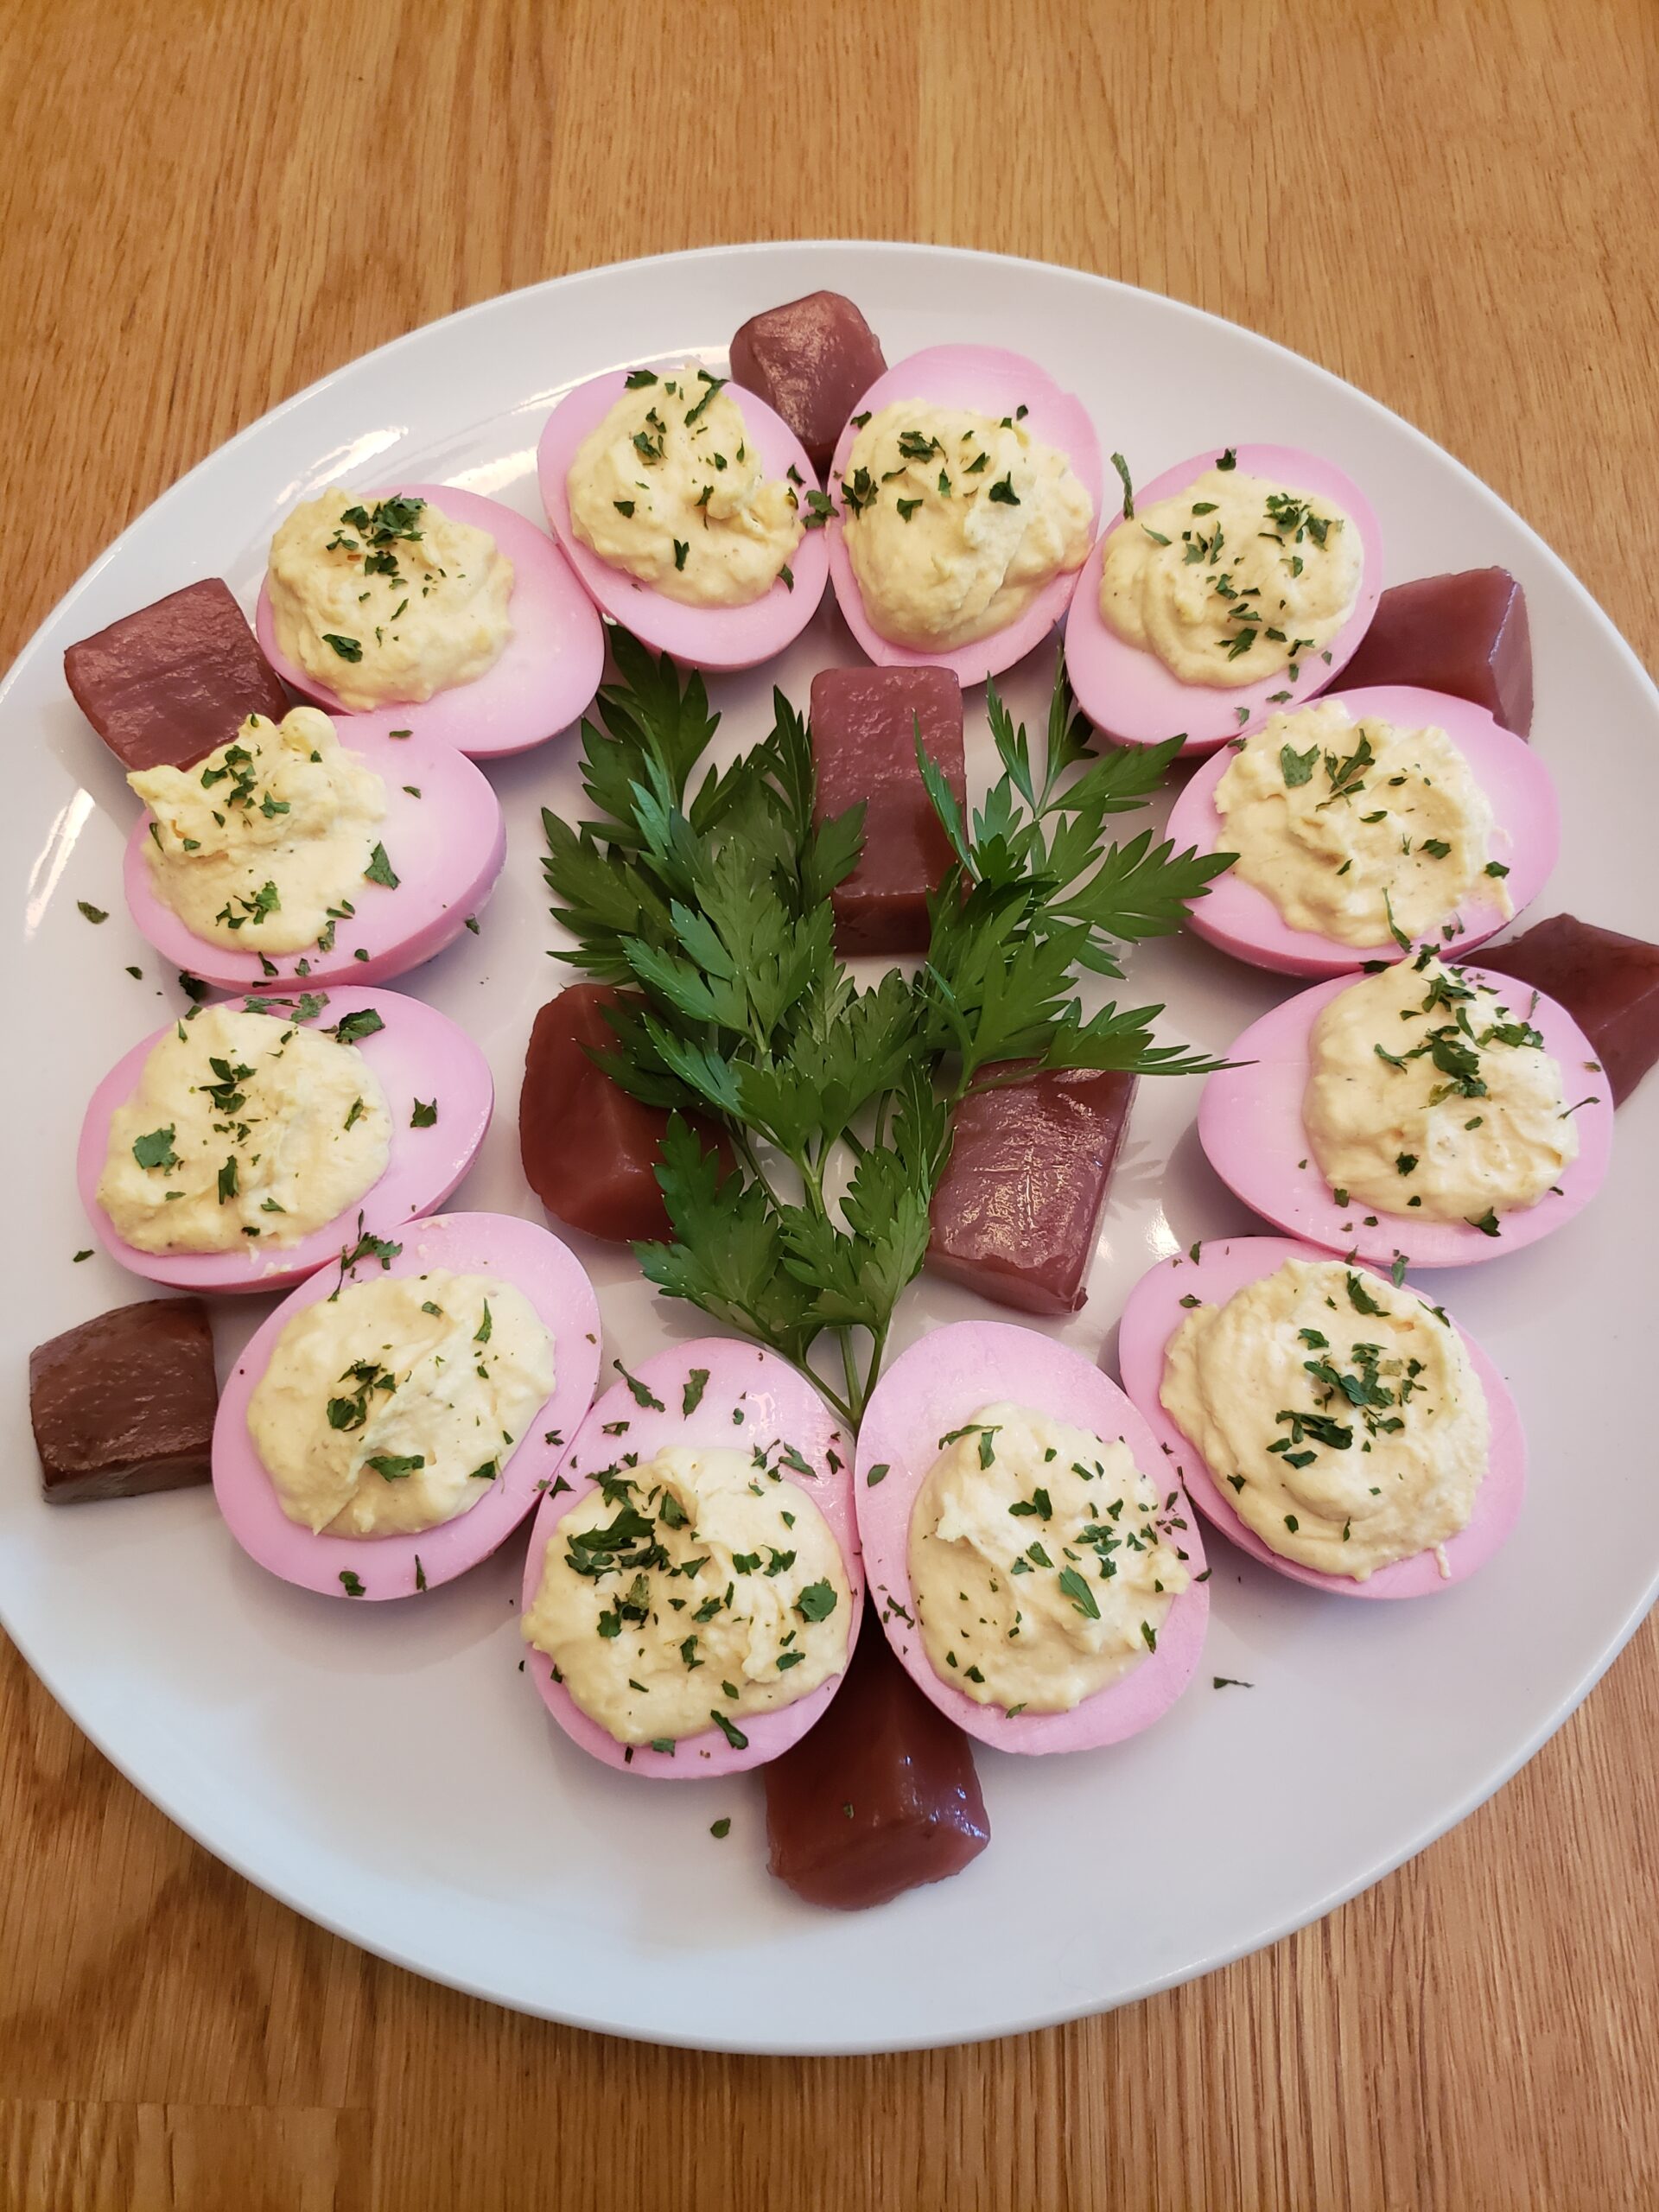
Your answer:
1065,442 -> 1382,753
1119,1236 -> 1525,1598
854,1320 -> 1207,1753
213,1211 -> 601,1598
78,986 -> 492,1293
1197,950 -> 1614,1268
255,481 -> 604,757
519,1338 -> 861,1777
825,346 -> 1101,686
1166,686 -> 1559,976
538,364 -> 830,671
122,703 -> 505,991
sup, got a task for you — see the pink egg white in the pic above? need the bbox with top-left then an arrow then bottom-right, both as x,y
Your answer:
1065,443 -> 1383,755
77,984 -> 493,1294
536,371 -> 829,671
824,345 -> 1103,689
519,1338 -> 862,1779
1197,962 -> 1613,1268
123,706 -> 505,993
1118,1233 -> 1525,1599
854,1319 -> 1208,1755
255,483 -> 604,759
1166,685 -> 1560,976
213,1211 -> 601,1600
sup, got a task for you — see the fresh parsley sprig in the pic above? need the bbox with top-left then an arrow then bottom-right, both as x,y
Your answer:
541,631 -> 1230,1425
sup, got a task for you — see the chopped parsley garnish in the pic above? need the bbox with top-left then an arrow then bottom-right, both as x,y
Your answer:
322,634 -> 363,662
1109,450 -> 1135,518
363,843 -> 399,889
614,1359 -> 665,1410
410,1098 -> 438,1128
132,1126 -> 179,1171
1057,1566 -> 1100,1620
367,1452 -> 424,1481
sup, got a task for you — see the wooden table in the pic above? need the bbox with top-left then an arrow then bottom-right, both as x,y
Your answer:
3,3 -> 1656,2204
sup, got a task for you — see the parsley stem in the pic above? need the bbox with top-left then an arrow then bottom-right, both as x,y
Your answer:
838,1326 -> 861,1420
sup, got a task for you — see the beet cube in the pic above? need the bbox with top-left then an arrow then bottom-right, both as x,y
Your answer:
928,1067 -> 1137,1314
30,1297 -> 218,1503
1477,914 -> 1659,1105
65,577 -> 291,773
729,291 -> 887,474
766,1607 -> 989,1910
521,982 -> 728,1243
810,666 -> 964,957
1338,567 -> 1534,735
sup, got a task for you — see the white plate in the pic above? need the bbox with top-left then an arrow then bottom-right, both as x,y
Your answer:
4,242 -> 1656,2055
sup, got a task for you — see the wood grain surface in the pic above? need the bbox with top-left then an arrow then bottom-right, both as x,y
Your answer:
3,2 -> 1656,2206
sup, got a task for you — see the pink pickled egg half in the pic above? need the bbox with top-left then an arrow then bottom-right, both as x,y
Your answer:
854,1319 -> 1208,1755
76,984 -> 493,1295
825,345 -> 1103,689
1198,961 -> 1613,1269
536,371 -> 829,672
1065,443 -> 1383,756
519,1338 -> 861,1780
123,705 -> 505,993
213,1211 -> 601,1601
1166,686 -> 1560,977
255,483 -> 604,759
1118,1234 -> 1525,1599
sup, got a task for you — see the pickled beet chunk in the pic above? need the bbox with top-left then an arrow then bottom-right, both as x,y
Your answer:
766,1608 -> 989,1910
810,665 -> 964,956
521,982 -> 726,1243
729,291 -> 887,474
30,1297 -> 218,1503
1477,913 -> 1659,1105
64,578 -> 291,773
1338,567 -> 1534,736
928,1067 -> 1136,1314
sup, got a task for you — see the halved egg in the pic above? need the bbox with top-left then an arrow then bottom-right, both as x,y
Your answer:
122,705 -> 505,992
518,1338 -> 862,1778
537,368 -> 829,671
1065,443 -> 1383,754
254,482 -> 604,758
1118,1234 -> 1525,1599
854,1319 -> 1208,1754
77,985 -> 493,1294
824,345 -> 1103,687
1167,686 -> 1560,976
1198,960 -> 1614,1268
213,1211 -> 601,1599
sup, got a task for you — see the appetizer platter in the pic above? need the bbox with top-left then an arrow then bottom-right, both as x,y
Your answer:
3,242 -> 1657,2055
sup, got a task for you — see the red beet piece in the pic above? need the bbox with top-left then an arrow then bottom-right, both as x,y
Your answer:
766,1607 -> 989,1910
1338,567 -> 1534,736
64,578 -> 291,773
810,665 -> 964,957
29,1298 -> 218,1503
521,982 -> 727,1243
928,1067 -> 1137,1315
729,291 -> 887,474
1477,914 -> 1659,1105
